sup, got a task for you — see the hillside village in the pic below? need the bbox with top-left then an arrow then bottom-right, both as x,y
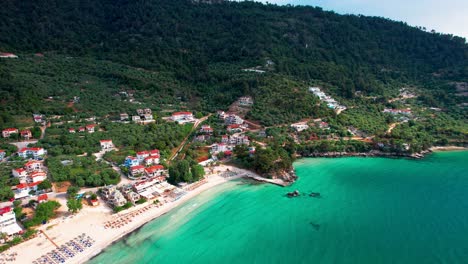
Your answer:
0,82 -> 465,254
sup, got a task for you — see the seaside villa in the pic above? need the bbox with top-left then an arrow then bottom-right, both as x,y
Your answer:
0,207 -> 22,236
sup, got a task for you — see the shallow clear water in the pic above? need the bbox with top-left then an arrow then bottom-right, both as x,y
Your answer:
89,151 -> 468,264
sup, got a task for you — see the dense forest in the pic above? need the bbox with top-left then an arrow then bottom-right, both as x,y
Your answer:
0,0 -> 466,145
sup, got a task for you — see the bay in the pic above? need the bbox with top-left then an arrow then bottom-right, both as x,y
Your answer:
89,151 -> 468,264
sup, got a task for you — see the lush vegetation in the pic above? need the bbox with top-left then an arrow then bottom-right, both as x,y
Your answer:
168,160 -> 205,184
47,156 -> 120,187
66,186 -> 83,214
0,0 -> 465,150
234,144 -> 293,176
23,201 -> 61,228
0,163 -> 21,201
37,122 -> 192,158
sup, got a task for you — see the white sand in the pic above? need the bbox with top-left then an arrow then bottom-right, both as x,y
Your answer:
429,146 -> 467,151
7,165 -> 253,264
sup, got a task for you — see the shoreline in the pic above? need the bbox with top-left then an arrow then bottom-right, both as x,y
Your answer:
429,146 -> 468,151
297,146 -> 467,160
6,165 -> 251,264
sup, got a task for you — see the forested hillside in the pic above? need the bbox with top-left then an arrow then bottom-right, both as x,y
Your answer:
0,0 -> 466,145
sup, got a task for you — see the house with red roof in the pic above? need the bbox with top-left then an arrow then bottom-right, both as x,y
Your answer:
18,147 -> 46,159
0,52 -> 18,58
150,149 -> 160,156
86,124 -> 96,133
12,168 -> 28,182
221,135 -> 229,144
0,207 -> 22,236
14,182 -> 41,199
100,139 -> 113,150
2,128 -> 18,138
200,125 -> 213,134
78,127 -> 85,133
30,171 -> 47,183
136,151 -> 150,162
227,124 -> 243,133
37,194 -> 48,203
171,111 -> 194,123
145,165 -> 166,177
130,165 -> 145,177
24,160 -> 43,172
68,128 -> 76,133
20,130 -> 32,140
144,156 -> 159,166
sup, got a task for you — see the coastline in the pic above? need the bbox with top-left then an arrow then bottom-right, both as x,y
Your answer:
429,146 -> 468,151
6,165 -> 252,264
297,146 -> 467,160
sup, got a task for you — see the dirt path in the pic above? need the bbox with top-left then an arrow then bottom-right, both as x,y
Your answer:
168,114 -> 211,163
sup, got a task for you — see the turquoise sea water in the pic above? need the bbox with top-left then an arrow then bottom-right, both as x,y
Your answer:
89,151 -> 468,264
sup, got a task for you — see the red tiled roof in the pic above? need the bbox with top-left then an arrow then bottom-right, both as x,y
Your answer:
130,165 -> 145,171
85,124 -> 96,129
137,151 -> 149,156
30,171 -> 46,177
100,139 -> 112,143
3,128 -> 18,132
37,194 -> 48,201
126,156 -> 137,160
150,149 -> 160,154
14,168 -> 26,173
24,160 -> 41,166
145,165 -> 164,173
16,183 -> 28,189
0,207 -> 11,215
28,182 -> 41,187
19,147 -> 43,152
144,156 -> 158,161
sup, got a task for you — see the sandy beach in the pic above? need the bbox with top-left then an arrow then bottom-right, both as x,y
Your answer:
5,165 -> 255,264
429,146 -> 467,151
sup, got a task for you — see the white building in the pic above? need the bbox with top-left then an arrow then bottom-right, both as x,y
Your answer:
109,190 -> 127,207
0,207 -> 22,236
100,140 -> 114,150
229,134 -> 250,145
17,147 -> 46,159
239,96 -> 254,106
291,123 -> 309,132
171,112 -> 194,123
0,53 -> 18,58
211,143 -> 231,153
225,114 -> 244,125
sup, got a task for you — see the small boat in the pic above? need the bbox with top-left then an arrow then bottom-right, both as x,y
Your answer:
287,190 -> 300,197
309,192 -> 321,198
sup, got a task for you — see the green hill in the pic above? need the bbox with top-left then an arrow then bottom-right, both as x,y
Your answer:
0,0 -> 466,147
